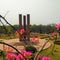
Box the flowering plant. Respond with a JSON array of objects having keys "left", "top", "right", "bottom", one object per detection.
[
  {"left": 6, "top": 49, "right": 32, "bottom": 60},
  {"left": 16, "top": 29, "right": 25, "bottom": 36},
  {"left": 51, "top": 23, "right": 60, "bottom": 40},
  {"left": 31, "top": 36, "right": 40, "bottom": 43},
  {"left": 50, "top": 24, "right": 60, "bottom": 54},
  {"left": 3, "top": 46, "right": 13, "bottom": 53},
  {"left": 51, "top": 32, "right": 58, "bottom": 40},
  {"left": 0, "top": 37, "right": 51, "bottom": 60},
  {"left": 55, "top": 23, "right": 60, "bottom": 35},
  {"left": 55, "top": 23, "right": 60, "bottom": 30},
  {"left": 5, "top": 49, "right": 51, "bottom": 60}
]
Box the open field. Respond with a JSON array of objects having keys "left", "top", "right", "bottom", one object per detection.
[
  {"left": 40, "top": 41, "right": 60, "bottom": 60},
  {"left": 0, "top": 34, "right": 60, "bottom": 60},
  {"left": 0, "top": 39, "right": 60, "bottom": 60}
]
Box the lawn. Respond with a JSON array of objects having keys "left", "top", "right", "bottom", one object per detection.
[{"left": 40, "top": 40, "right": 60, "bottom": 60}]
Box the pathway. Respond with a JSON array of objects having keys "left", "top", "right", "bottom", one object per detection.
[{"left": 0, "top": 38, "right": 51, "bottom": 52}]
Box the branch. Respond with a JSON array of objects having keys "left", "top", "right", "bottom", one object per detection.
[
  {"left": 0, "top": 42, "right": 26, "bottom": 59},
  {"left": 34, "top": 40, "right": 49, "bottom": 60}
]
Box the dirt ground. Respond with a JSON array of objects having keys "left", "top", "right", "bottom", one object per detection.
[{"left": 0, "top": 38, "right": 51, "bottom": 52}]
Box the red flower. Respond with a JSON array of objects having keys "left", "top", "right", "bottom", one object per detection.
[
  {"left": 55, "top": 23, "right": 60, "bottom": 30},
  {"left": 36, "top": 55, "right": 41, "bottom": 60},
  {"left": 6, "top": 53, "right": 17, "bottom": 60},
  {"left": 3, "top": 47, "right": 13, "bottom": 53},
  {"left": 16, "top": 54, "right": 25, "bottom": 60},
  {"left": 24, "top": 51, "right": 32, "bottom": 59},
  {"left": 20, "top": 29, "right": 25, "bottom": 35},
  {"left": 15, "top": 30, "right": 19, "bottom": 36},
  {"left": 41, "top": 56, "right": 51, "bottom": 60},
  {"left": 31, "top": 37, "right": 39, "bottom": 43},
  {"left": 51, "top": 32, "right": 55, "bottom": 37},
  {"left": 16, "top": 29, "right": 25, "bottom": 36}
]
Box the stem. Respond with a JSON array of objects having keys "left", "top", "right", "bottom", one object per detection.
[
  {"left": 0, "top": 15, "right": 17, "bottom": 31},
  {"left": 0, "top": 42, "right": 26, "bottom": 59},
  {"left": 34, "top": 40, "right": 49, "bottom": 60},
  {"left": 51, "top": 43, "right": 55, "bottom": 55},
  {"left": 0, "top": 19, "right": 7, "bottom": 33}
]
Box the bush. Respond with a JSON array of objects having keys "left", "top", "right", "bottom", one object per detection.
[{"left": 25, "top": 46, "right": 37, "bottom": 53}]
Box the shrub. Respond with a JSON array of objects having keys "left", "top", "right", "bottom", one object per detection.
[{"left": 25, "top": 46, "right": 37, "bottom": 53}]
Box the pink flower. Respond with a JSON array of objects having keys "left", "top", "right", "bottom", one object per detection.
[
  {"left": 3, "top": 47, "right": 13, "bottom": 53},
  {"left": 36, "top": 55, "right": 41, "bottom": 60},
  {"left": 19, "top": 49, "right": 26, "bottom": 55},
  {"left": 41, "top": 57, "right": 51, "bottom": 60},
  {"left": 51, "top": 32, "right": 55, "bottom": 37},
  {"left": 8, "top": 47, "right": 14, "bottom": 52},
  {"left": 16, "top": 54, "right": 25, "bottom": 60},
  {"left": 24, "top": 51, "right": 32, "bottom": 59},
  {"left": 31, "top": 37, "right": 39, "bottom": 43},
  {"left": 20, "top": 29, "right": 25, "bottom": 35},
  {"left": 51, "top": 32, "right": 58, "bottom": 37},
  {"left": 18, "top": 49, "right": 32, "bottom": 59},
  {"left": 6, "top": 53, "right": 17, "bottom": 60},
  {"left": 16, "top": 30, "right": 19, "bottom": 36},
  {"left": 16, "top": 29, "right": 25, "bottom": 36},
  {"left": 55, "top": 23, "right": 60, "bottom": 30},
  {"left": 34, "top": 38, "right": 39, "bottom": 43},
  {"left": 32, "top": 37, "right": 36, "bottom": 41}
]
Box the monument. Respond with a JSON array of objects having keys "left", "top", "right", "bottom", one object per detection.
[{"left": 19, "top": 14, "right": 30, "bottom": 42}]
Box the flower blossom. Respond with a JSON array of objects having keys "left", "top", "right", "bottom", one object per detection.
[
  {"left": 20, "top": 29, "right": 25, "bottom": 35},
  {"left": 3, "top": 47, "right": 13, "bottom": 53},
  {"left": 55, "top": 23, "right": 60, "bottom": 30},
  {"left": 24, "top": 51, "right": 32, "bottom": 59},
  {"left": 36, "top": 55, "right": 41, "bottom": 60},
  {"left": 16, "top": 30, "right": 19, "bottom": 36},
  {"left": 6, "top": 53, "right": 17, "bottom": 60},
  {"left": 31, "top": 37, "right": 39, "bottom": 43},
  {"left": 17, "top": 49, "right": 32, "bottom": 59},
  {"left": 19, "top": 49, "right": 26, "bottom": 55},
  {"left": 16, "top": 29, "right": 25, "bottom": 36},
  {"left": 41, "top": 57, "right": 51, "bottom": 60},
  {"left": 51, "top": 32, "right": 55, "bottom": 37},
  {"left": 16, "top": 54, "right": 25, "bottom": 60}
]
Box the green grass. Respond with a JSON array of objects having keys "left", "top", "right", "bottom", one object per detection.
[
  {"left": 40, "top": 41, "right": 60, "bottom": 60},
  {"left": 0, "top": 34, "right": 18, "bottom": 40}
]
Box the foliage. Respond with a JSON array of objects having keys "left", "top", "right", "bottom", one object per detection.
[
  {"left": 0, "top": 24, "right": 57, "bottom": 35},
  {"left": 0, "top": 25, "right": 19, "bottom": 35},
  {"left": 55, "top": 23, "right": 60, "bottom": 34},
  {"left": 30, "top": 24, "right": 56, "bottom": 34},
  {"left": 40, "top": 40, "right": 60, "bottom": 60},
  {"left": 25, "top": 46, "right": 37, "bottom": 53},
  {"left": 0, "top": 34, "right": 18, "bottom": 40},
  {"left": 0, "top": 50, "right": 6, "bottom": 60}
]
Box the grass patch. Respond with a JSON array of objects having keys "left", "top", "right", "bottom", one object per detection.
[
  {"left": 40, "top": 40, "right": 60, "bottom": 60},
  {"left": 0, "top": 34, "right": 18, "bottom": 40}
]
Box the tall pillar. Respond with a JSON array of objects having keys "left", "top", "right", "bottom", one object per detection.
[
  {"left": 23, "top": 15, "right": 26, "bottom": 31},
  {"left": 23, "top": 15, "right": 26, "bottom": 41},
  {"left": 19, "top": 14, "right": 22, "bottom": 41},
  {"left": 27, "top": 14, "right": 30, "bottom": 41},
  {"left": 19, "top": 14, "right": 30, "bottom": 41}
]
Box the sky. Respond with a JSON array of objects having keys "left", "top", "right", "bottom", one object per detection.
[{"left": 0, "top": 0, "right": 60, "bottom": 25}]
